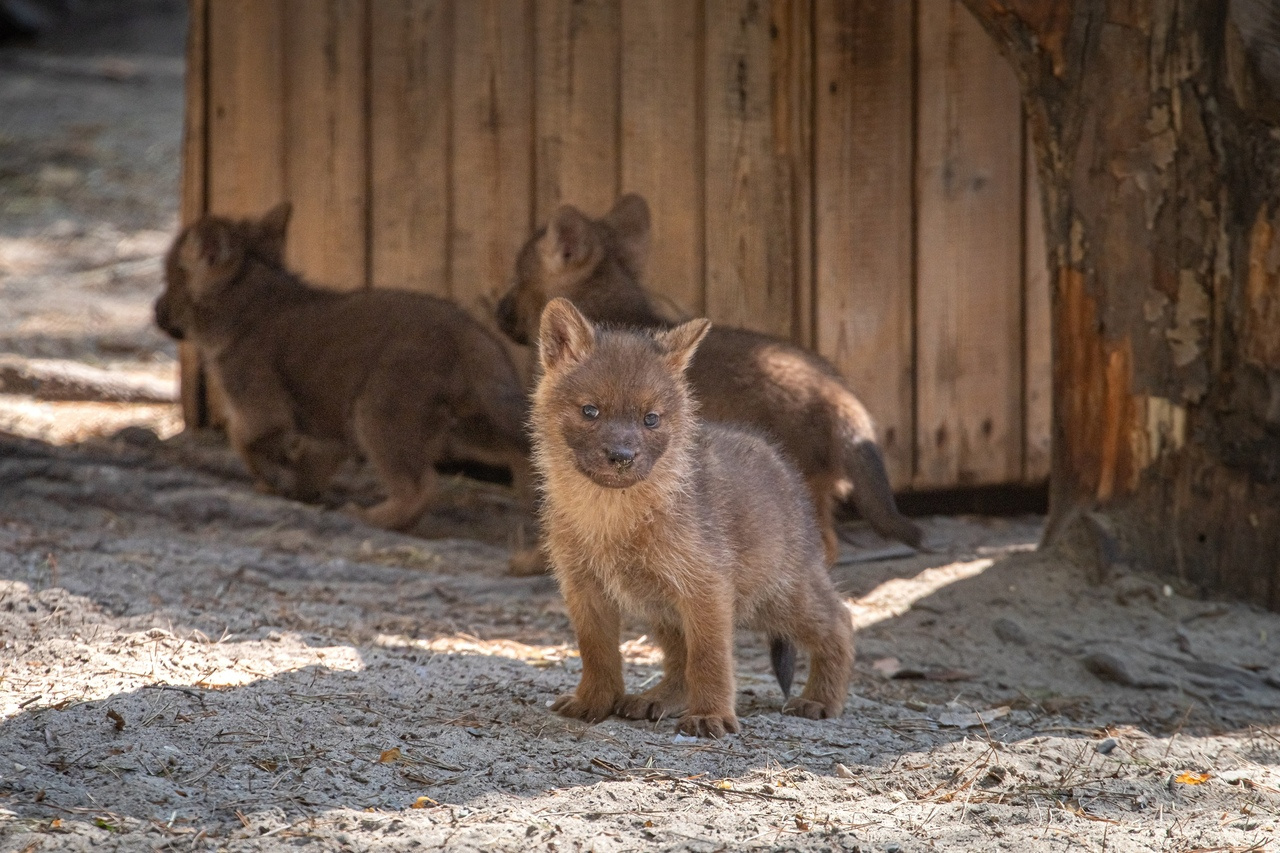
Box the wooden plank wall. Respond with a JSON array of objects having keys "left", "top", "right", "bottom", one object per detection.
[{"left": 184, "top": 0, "right": 1050, "bottom": 492}]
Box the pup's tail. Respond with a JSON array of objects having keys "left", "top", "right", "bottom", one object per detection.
[
  {"left": 769, "top": 636, "right": 796, "bottom": 699},
  {"left": 834, "top": 390, "right": 923, "bottom": 549}
]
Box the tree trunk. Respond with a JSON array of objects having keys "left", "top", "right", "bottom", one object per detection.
[{"left": 961, "top": 0, "right": 1280, "bottom": 607}]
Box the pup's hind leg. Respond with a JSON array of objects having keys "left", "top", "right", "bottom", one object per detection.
[
  {"left": 615, "top": 621, "right": 689, "bottom": 722},
  {"left": 782, "top": 592, "right": 853, "bottom": 720},
  {"left": 350, "top": 401, "right": 442, "bottom": 531},
  {"left": 804, "top": 474, "right": 841, "bottom": 566}
]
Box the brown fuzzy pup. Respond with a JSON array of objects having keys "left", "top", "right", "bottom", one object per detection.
[
  {"left": 155, "top": 204, "right": 531, "bottom": 532},
  {"left": 496, "top": 194, "right": 922, "bottom": 564},
  {"left": 533, "top": 297, "right": 854, "bottom": 738}
]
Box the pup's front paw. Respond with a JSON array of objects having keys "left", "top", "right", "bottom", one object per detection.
[
  {"left": 615, "top": 692, "right": 678, "bottom": 722},
  {"left": 676, "top": 711, "right": 740, "bottom": 739},
  {"left": 782, "top": 697, "right": 838, "bottom": 720},
  {"left": 550, "top": 693, "right": 614, "bottom": 724}
]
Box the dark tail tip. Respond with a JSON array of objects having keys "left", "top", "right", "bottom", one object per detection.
[
  {"left": 846, "top": 440, "right": 923, "bottom": 548},
  {"left": 769, "top": 637, "right": 796, "bottom": 699}
]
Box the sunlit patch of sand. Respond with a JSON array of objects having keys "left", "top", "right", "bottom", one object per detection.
[{"left": 0, "top": 394, "right": 182, "bottom": 444}]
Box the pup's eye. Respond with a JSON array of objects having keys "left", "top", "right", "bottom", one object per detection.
[
  {"left": 582, "top": 404, "right": 599, "bottom": 420},
  {"left": 643, "top": 412, "right": 660, "bottom": 429}
]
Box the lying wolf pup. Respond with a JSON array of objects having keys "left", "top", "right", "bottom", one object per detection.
[
  {"left": 497, "top": 194, "right": 921, "bottom": 564},
  {"left": 533, "top": 297, "right": 854, "bottom": 738},
  {"left": 155, "top": 204, "right": 530, "bottom": 532}
]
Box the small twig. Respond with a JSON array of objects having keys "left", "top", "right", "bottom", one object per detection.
[{"left": 587, "top": 757, "right": 796, "bottom": 802}]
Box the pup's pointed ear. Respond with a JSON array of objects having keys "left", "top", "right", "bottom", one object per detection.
[
  {"left": 605, "top": 193, "right": 651, "bottom": 278},
  {"left": 543, "top": 205, "right": 595, "bottom": 272},
  {"left": 255, "top": 202, "right": 292, "bottom": 262},
  {"left": 177, "top": 219, "right": 237, "bottom": 295},
  {"left": 539, "top": 297, "right": 596, "bottom": 372},
  {"left": 655, "top": 317, "right": 710, "bottom": 374}
]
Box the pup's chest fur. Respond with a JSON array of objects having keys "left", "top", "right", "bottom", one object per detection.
[{"left": 542, "top": 464, "right": 717, "bottom": 621}]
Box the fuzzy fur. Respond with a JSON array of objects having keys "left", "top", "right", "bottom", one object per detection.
[
  {"left": 155, "top": 204, "right": 532, "bottom": 533},
  {"left": 533, "top": 298, "right": 854, "bottom": 738},
  {"left": 496, "top": 194, "right": 922, "bottom": 563}
]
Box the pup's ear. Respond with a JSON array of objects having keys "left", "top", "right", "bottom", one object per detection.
[
  {"left": 539, "top": 297, "right": 596, "bottom": 372},
  {"left": 177, "top": 219, "right": 237, "bottom": 295},
  {"left": 655, "top": 317, "right": 710, "bottom": 374},
  {"left": 605, "top": 193, "right": 650, "bottom": 278},
  {"left": 255, "top": 202, "right": 292, "bottom": 263},
  {"left": 542, "top": 205, "right": 596, "bottom": 272}
]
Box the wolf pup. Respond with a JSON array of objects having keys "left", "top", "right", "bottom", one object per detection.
[
  {"left": 496, "top": 194, "right": 922, "bottom": 564},
  {"left": 533, "top": 298, "right": 854, "bottom": 738},
  {"left": 155, "top": 203, "right": 531, "bottom": 532}
]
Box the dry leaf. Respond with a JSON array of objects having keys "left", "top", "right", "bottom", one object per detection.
[
  {"left": 872, "top": 657, "right": 901, "bottom": 678},
  {"left": 935, "top": 706, "right": 1011, "bottom": 729},
  {"left": 1175, "top": 771, "right": 1210, "bottom": 785},
  {"left": 379, "top": 747, "right": 402, "bottom": 764}
]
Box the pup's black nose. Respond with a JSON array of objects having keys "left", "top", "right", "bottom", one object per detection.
[{"left": 605, "top": 447, "right": 635, "bottom": 469}]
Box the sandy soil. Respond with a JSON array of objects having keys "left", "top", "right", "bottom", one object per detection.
[{"left": 2, "top": 3, "right": 1279, "bottom": 852}]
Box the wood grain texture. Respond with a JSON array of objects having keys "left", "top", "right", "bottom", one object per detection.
[
  {"left": 369, "top": 0, "right": 451, "bottom": 294},
  {"left": 534, "top": 0, "right": 621, "bottom": 222},
  {"left": 703, "top": 0, "right": 793, "bottom": 338},
  {"left": 206, "top": 0, "right": 285, "bottom": 217},
  {"left": 619, "top": 0, "right": 703, "bottom": 317},
  {"left": 772, "top": 0, "right": 814, "bottom": 347},
  {"left": 282, "top": 0, "right": 368, "bottom": 291},
  {"left": 814, "top": 0, "right": 915, "bottom": 487},
  {"left": 1023, "top": 132, "right": 1051, "bottom": 482},
  {"left": 451, "top": 0, "right": 535, "bottom": 316},
  {"left": 914, "top": 0, "right": 1024, "bottom": 488}
]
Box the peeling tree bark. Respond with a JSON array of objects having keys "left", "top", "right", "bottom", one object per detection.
[{"left": 961, "top": 0, "right": 1280, "bottom": 607}]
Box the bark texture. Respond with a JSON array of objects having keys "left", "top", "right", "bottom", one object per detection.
[{"left": 962, "top": 0, "right": 1280, "bottom": 607}]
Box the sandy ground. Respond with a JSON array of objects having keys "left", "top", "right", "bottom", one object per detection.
[{"left": 2, "top": 3, "right": 1280, "bottom": 852}]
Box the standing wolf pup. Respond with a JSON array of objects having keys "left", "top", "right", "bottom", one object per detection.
[
  {"left": 496, "top": 194, "right": 921, "bottom": 565},
  {"left": 155, "top": 204, "right": 531, "bottom": 532},
  {"left": 534, "top": 298, "right": 853, "bottom": 738}
]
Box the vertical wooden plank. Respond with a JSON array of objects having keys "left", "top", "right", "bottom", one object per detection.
[
  {"left": 915, "top": 0, "right": 1024, "bottom": 488},
  {"left": 369, "top": 0, "right": 451, "bottom": 295},
  {"left": 204, "top": 0, "right": 286, "bottom": 429},
  {"left": 178, "top": 0, "right": 208, "bottom": 427},
  {"left": 619, "top": 0, "right": 703, "bottom": 316},
  {"left": 704, "top": 0, "right": 792, "bottom": 339},
  {"left": 206, "top": 0, "right": 285, "bottom": 216},
  {"left": 813, "top": 0, "right": 915, "bottom": 487},
  {"left": 772, "top": 0, "right": 814, "bottom": 346},
  {"left": 282, "top": 0, "right": 368, "bottom": 291},
  {"left": 1024, "top": 132, "right": 1052, "bottom": 481},
  {"left": 534, "top": 0, "right": 621, "bottom": 223},
  {"left": 451, "top": 0, "right": 535, "bottom": 315}
]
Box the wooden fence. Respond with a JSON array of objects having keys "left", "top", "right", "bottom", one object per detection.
[{"left": 182, "top": 0, "right": 1050, "bottom": 492}]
